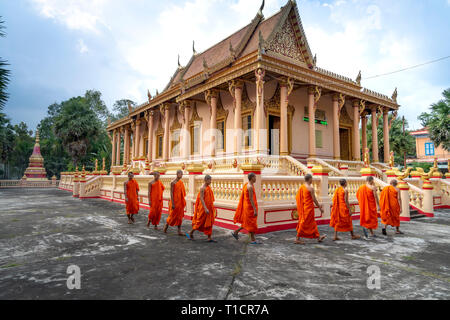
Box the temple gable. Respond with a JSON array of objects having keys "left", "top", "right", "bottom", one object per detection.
[{"left": 266, "top": 17, "right": 305, "bottom": 63}]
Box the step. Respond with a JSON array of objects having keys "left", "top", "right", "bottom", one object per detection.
[{"left": 409, "top": 209, "right": 426, "bottom": 220}]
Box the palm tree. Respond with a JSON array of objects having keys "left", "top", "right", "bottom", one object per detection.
[
  {"left": 418, "top": 88, "right": 450, "bottom": 151},
  {"left": 0, "top": 17, "right": 11, "bottom": 110}
]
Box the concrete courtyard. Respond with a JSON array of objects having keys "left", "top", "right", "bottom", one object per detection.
[{"left": 0, "top": 188, "right": 449, "bottom": 300}]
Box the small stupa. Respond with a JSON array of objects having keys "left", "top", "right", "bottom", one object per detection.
[{"left": 23, "top": 130, "right": 49, "bottom": 181}]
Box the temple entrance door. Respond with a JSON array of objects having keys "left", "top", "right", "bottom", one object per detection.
[
  {"left": 339, "top": 127, "right": 351, "bottom": 160},
  {"left": 268, "top": 115, "right": 280, "bottom": 155}
]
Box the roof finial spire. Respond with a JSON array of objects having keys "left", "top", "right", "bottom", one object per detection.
[
  {"left": 258, "top": 0, "right": 265, "bottom": 17},
  {"left": 192, "top": 40, "right": 197, "bottom": 55},
  {"left": 35, "top": 130, "right": 40, "bottom": 144},
  {"left": 178, "top": 54, "right": 182, "bottom": 68},
  {"left": 356, "top": 70, "right": 362, "bottom": 86}
]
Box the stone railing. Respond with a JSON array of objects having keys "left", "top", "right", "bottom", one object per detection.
[
  {"left": 441, "top": 180, "right": 450, "bottom": 206},
  {"left": 308, "top": 158, "right": 342, "bottom": 177},
  {"left": 208, "top": 175, "right": 243, "bottom": 202},
  {"left": 408, "top": 183, "right": 434, "bottom": 216},
  {"left": 320, "top": 159, "right": 363, "bottom": 176},
  {"left": 261, "top": 176, "right": 307, "bottom": 202},
  {"left": 283, "top": 155, "right": 311, "bottom": 176},
  {"left": 328, "top": 177, "right": 366, "bottom": 199},
  {"left": 0, "top": 180, "right": 59, "bottom": 188}
]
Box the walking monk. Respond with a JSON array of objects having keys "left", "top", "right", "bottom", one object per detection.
[
  {"left": 124, "top": 172, "right": 140, "bottom": 224},
  {"left": 147, "top": 172, "right": 165, "bottom": 230},
  {"left": 187, "top": 175, "right": 217, "bottom": 242},
  {"left": 330, "top": 179, "right": 360, "bottom": 241},
  {"left": 295, "top": 174, "right": 326, "bottom": 244},
  {"left": 163, "top": 170, "right": 186, "bottom": 236},
  {"left": 380, "top": 179, "right": 403, "bottom": 235},
  {"left": 356, "top": 176, "right": 380, "bottom": 238},
  {"left": 231, "top": 173, "right": 260, "bottom": 244}
]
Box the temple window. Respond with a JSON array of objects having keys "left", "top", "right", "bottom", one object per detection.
[
  {"left": 242, "top": 114, "right": 253, "bottom": 148},
  {"left": 425, "top": 142, "right": 435, "bottom": 156},
  {"left": 156, "top": 134, "right": 163, "bottom": 159},
  {"left": 316, "top": 130, "right": 323, "bottom": 148},
  {"left": 190, "top": 124, "right": 201, "bottom": 155},
  {"left": 171, "top": 129, "right": 180, "bottom": 157},
  {"left": 216, "top": 120, "right": 225, "bottom": 152}
]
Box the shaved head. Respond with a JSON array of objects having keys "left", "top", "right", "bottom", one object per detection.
[
  {"left": 366, "top": 176, "right": 374, "bottom": 183},
  {"left": 391, "top": 179, "right": 398, "bottom": 186},
  {"left": 204, "top": 174, "right": 212, "bottom": 182},
  {"left": 248, "top": 172, "right": 256, "bottom": 180},
  {"left": 339, "top": 179, "right": 347, "bottom": 187},
  {"left": 305, "top": 174, "right": 313, "bottom": 183}
]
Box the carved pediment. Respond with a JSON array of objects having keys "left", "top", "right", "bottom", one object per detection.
[
  {"left": 266, "top": 17, "right": 305, "bottom": 63},
  {"left": 340, "top": 105, "right": 353, "bottom": 126}
]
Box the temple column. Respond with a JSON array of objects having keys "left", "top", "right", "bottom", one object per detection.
[
  {"left": 115, "top": 130, "right": 121, "bottom": 165},
  {"left": 361, "top": 114, "right": 367, "bottom": 154},
  {"left": 206, "top": 90, "right": 218, "bottom": 157},
  {"left": 255, "top": 69, "right": 267, "bottom": 154},
  {"left": 383, "top": 107, "right": 390, "bottom": 163},
  {"left": 131, "top": 122, "right": 136, "bottom": 161},
  {"left": 135, "top": 119, "right": 141, "bottom": 160},
  {"left": 181, "top": 101, "right": 191, "bottom": 160},
  {"left": 139, "top": 124, "right": 145, "bottom": 158},
  {"left": 279, "top": 77, "right": 293, "bottom": 156},
  {"left": 352, "top": 100, "right": 361, "bottom": 161},
  {"left": 111, "top": 129, "right": 116, "bottom": 166},
  {"left": 230, "top": 80, "right": 243, "bottom": 155},
  {"left": 124, "top": 125, "right": 130, "bottom": 165},
  {"left": 371, "top": 107, "right": 379, "bottom": 162},
  {"left": 308, "top": 86, "right": 321, "bottom": 158},
  {"left": 147, "top": 111, "right": 154, "bottom": 162},
  {"left": 332, "top": 94, "right": 340, "bottom": 159},
  {"left": 162, "top": 104, "right": 170, "bottom": 161}
]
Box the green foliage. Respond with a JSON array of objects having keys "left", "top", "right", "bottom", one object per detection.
[
  {"left": 0, "top": 17, "right": 11, "bottom": 110},
  {"left": 111, "top": 99, "right": 136, "bottom": 122},
  {"left": 408, "top": 162, "right": 433, "bottom": 172},
  {"left": 364, "top": 115, "right": 416, "bottom": 166},
  {"left": 418, "top": 88, "right": 450, "bottom": 151}
]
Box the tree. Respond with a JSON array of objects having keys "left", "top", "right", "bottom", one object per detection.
[
  {"left": 418, "top": 88, "right": 450, "bottom": 151},
  {"left": 54, "top": 97, "right": 101, "bottom": 166},
  {"left": 0, "top": 17, "right": 11, "bottom": 110},
  {"left": 365, "top": 115, "right": 416, "bottom": 166},
  {"left": 111, "top": 99, "right": 136, "bottom": 122},
  {"left": 85, "top": 90, "right": 111, "bottom": 123},
  {"left": 9, "top": 122, "right": 34, "bottom": 178}
]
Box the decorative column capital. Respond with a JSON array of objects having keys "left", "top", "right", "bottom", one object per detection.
[
  {"left": 228, "top": 79, "right": 244, "bottom": 100},
  {"left": 204, "top": 89, "right": 219, "bottom": 106}
]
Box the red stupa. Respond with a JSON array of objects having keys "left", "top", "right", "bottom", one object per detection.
[{"left": 23, "top": 130, "right": 48, "bottom": 181}]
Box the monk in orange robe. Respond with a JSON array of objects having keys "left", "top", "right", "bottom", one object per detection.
[
  {"left": 231, "top": 172, "right": 259, "bottom": 244},
  {"left": 188, "top": 175, "right": 217, "bottom": 242},
  {"left": 330, "top": 179, "right": 360, "bottom": 241},
  {"left": 356, "top": 176, "right": 380, "bottom": 238},
  {"left": 124, "top": 172, "right": 140, "bottom": 224},
  {"left": 163, "top": 170, "right": 186, "bottom": 236},
  {"left": 147, "top": 172, "right": 165, "bottom": 230},
  {"left": 380, "top": 179, "right": 403, "bottom": 235},
  {"left": 295, "top": 174, "right": 326, "bottom": 244}
]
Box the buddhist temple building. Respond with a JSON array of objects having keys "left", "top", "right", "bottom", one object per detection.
[
  {"left": 106, "top": 0, "right": 399, "bottom": 166},
  {"left": 23, "top": 130, "right": 49, "bottom": 181},
  {"left": 59, "top": 0, "right": 449, "bottom": 233}
]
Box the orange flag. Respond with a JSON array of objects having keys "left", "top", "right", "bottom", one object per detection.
[
  {"left": 148, "top": 180, "right": 165, "bottom": 226},
  {"left": 234, "top": 183, "right": 258, "bottom": 233},
  {"left": 380, "top": 185, "right": 401, "bottom": 227},
  {"left": 126, "top": 179, "right": 140, "bottom": 215},
  {"left": 356, "top": 185, "right": 378, "bottom": 229},
  {"left": 330, "top": 187, "right": 353, "bottom": 232},
  {"left": 296, "top": 184, "right": 320, "bottom": 239},
  {"left": 167, "top": 180, "right": 186, "bottom": 226},
  {"left": 192, "top": 186, "right": 216, "bottom": 236}
]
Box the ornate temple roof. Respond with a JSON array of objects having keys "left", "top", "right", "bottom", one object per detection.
[{"left": 108, "top": 0, "right": 398, "bottom": 130}]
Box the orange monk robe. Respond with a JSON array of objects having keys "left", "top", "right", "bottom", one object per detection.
[
  {"left": 296, "top": 184, "right": 320, "bottom": 239},
  {"left": 167, "top": 180, "right": 186, "bottom": 226},
  {"left": 330, "top": 187, "right": 353, "bottom": 232},
  {"left": 148, "top": 180, "right": 165, "bottom": 226},
  {"left": 192, "top": 186, "right": 216, "bottom": 236},
  {"left": 356, "top": 185, "right": 378, "bottom": 229},
  {"left": 380, "top": 185, "right": 401, "bottom": 227},
  {"left": 234, "top": 183, "right": 258, "bottom": 233},
  {"left": 125, "top": 179, "right": 140, "bottom": 215}
]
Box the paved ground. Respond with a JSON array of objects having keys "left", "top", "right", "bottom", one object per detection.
[{"left": 0, "top": 188, "right": 449, "bottom": 300}]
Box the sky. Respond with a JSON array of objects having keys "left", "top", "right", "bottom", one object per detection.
[{"left": 1, "top": 0, "right": 449, "bottom": 131}]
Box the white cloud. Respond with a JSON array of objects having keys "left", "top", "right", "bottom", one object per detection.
[
  {"left": 30, "top": 0, "right": 108, "bottom": 33},
  {"left": 77, "top": 39, "right": 88, "bottom": 54}
]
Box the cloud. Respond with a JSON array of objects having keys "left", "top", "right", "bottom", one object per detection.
[
  {"left": 77, "top": 39, "right": 88, "bottom": 54},
  {"left": 30, "top": 0, "right": 108, "bottom": 33}
]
